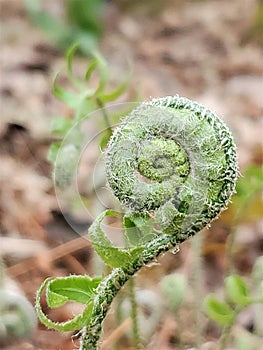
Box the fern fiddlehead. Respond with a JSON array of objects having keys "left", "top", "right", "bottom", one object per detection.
[
  {"left": 80, "top": 96, "right": 238, "bottom": 349},
  {"left": 106, "top": 96, "right": 237, "bottom": 237}
]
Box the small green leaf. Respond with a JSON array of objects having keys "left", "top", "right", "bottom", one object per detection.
[
  {"left": 51, "top": 117, "right": 73, "bottom": 135},
  {"left": 100, "top": 77, "right": 130, "bottom": 103},
  {"left": 203, "top": 294, "right": 235, "bottom": 326},
  {"left": 225, "top": 275, "right": 251, "bottom": 306},
  {"left": 65, "top": 43, "right": 87, "bottom": 89},
  {"left": 35, "top": 277, "right": 98, "bottom": 331},
  {"left": 89, "top": 210, "right": 144, "bottom": 268},
  {"left": 85, "top": 57, "right": 99, "bottom": 80},
  {"left": 66, "top": 43, "right": 79, "bottom": 78},
  {"left": 92, "top": 52, "right": 109, "bottom": 96},
  {"left": 46, "top": 275, "right": 102, "bottom": 308}
]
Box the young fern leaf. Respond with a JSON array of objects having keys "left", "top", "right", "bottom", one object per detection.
[
  {"left": 35, "top": 276, "right": 102, "bottom": 332},
  {"left": 89, "top": 210, "right": 144, "bottom": 268},
  {"left": 106, "top": 96, "right": 238, "bottom": 237},
  {"left": 37, "top": 95, "right": 238, "bottom": 349},
  {"left": 79, "top": 96, "right": 238, "bottom": 349}
]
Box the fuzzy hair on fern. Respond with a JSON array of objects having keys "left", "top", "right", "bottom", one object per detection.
[{"left": 36, "top": 96, "right": 238, "bottom": 350}]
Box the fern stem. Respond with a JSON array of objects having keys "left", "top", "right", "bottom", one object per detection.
[{"left": 79, "top": 234, "right": 182, "bottom": 350}]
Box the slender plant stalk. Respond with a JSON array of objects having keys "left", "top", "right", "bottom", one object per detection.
[{"left": 129, "top": 277, "right": 141, "bottom": 350}]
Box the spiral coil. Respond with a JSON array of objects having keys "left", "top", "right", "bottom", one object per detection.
[{"left": 106, "top": 96, "right": 238, "bottom": 238}]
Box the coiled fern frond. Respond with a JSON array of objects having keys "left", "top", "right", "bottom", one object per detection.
[
  {"left": 36, "top": 96, "right": 238, "bottom": 350},
  {"left": 106, "top": 96, "right": 238, "bottom": 237}
]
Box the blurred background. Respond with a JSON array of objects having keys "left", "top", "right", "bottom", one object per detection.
[{"left": 0, "top": 0, "right": 262, "bottom": 349}]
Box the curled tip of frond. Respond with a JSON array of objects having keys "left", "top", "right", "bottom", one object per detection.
[{"left": 105, "top": 95, "right": 238, "bottom": 237}]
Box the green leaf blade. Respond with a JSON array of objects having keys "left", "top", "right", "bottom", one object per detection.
[
  {"left": 46, "top": 275, "right": 102, "bottom": 308},
  {"left": 89, "top": 210, "right": 144, "bottom": 268},
  {"left": 203, "top": 294, "right": 235, "bottom": 326},
  {"left": 66, "top": 43, "right": 79, "bottom": 78},
  {"left": 36, "top": 278, "right": 97, "bottom": 332},
  {"left": 225, "top": 275, "right": 251, "bottom": 306},
  {"left": 92, "top": 52, "right": 109, "bottom": 96},
  {"left": 53, "top": 75, "right": 90, "bottom": 109},
  {"left": 100, "top": 78, "right": 130, "bottom": 103}
]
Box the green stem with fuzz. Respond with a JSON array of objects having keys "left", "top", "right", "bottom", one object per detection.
[{"left": 80, "top": 234, "right": 181, "bottom": 349}]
